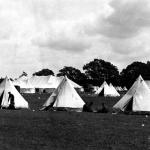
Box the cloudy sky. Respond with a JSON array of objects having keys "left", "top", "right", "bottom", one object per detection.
[{"left": 0, "top": 0, "right": 150, "bottom": 78}]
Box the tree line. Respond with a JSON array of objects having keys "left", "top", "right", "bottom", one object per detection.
[
  {"left": 7, "top": 59, "right": 150, "bottom": 92},
  {"left": 31, "top": 59, "right": 150, "bottom": 91}
]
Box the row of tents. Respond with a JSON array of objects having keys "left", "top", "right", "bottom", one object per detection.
[
  {"left": 93, "top": 75, "right": 150, "bottom": 112},
  {"left": 13, "top": 75, "right": 83, "bottom": 93},
  {"left": 93, "top": 83, "right": 127, "bottom": 96},
  {"left": 0, "top": 76, "right": 85, "bottom": 110},
  {"left": 94, "top": 81, "right": 121, "bottom": 97},
  {"left": 14, "top": 75, "right": 127, "bottom": 95},
  {"left": 1, "top": 74, "right": 150, "bottom": 113},
  {"left": 43, "top": 75, "right": 150, "bottom": 112},
  {"left": 93, "top": 85, "right": 128, "bottom": 93}
]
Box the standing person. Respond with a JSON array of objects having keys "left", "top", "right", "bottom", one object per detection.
[{"left": 8, "top": 92, "right": 15, "bottom": 109}]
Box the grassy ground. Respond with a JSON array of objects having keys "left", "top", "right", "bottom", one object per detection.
[{"left": 0, "top": 93, "right": 149, "bottom": 150}]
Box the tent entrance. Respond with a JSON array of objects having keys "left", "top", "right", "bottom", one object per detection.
[
  {"left": 0, "top": 91, "right": 4, "bottom": 106},
  {"left": 98, "top": 88, "right": 104, "bottom": 96},
  {"left": 124, "top": 97, "right": 133, "bottom": 111}
]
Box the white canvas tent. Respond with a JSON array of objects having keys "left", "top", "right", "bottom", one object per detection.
[
  {"left": 115, "top": 86, "right": 123, "bottom": 91},
  {"left": 13, "top": 79, "right": 35, "bottom": 93},
  {"left": 29, "top": 75, "right": 82, "bottom": 93},
  {"left": 145, "top": 81, "right": 150, "bottom": 89},
  {"left": 29, "top": 75, "right": 52, "bottom": 89},
  {"left": 95, "top": 81, "right": 119, "bottom": 97},
  {"left": 28, "top": 75, "right": 56, "bottom": 93},
  {"left": 119, "top": 86, "right": 123, "bottom": 91},
  {"left": 41, "top": 76, "right": 85, "bottom": 111},
  {"left": 113, "top": 75, "right": 150, "bottom": 112},
  {"left": 109, "top": 83, "right": 120, "bottom": 96},
  {"left": 19, "top": 80, "right": 35, "bottom": 93},
  {"left": 0, "top": 77, "right": 29, "bottom": 109},
  {"left": 14, "top": 75, "right": 28, "bottom": 82},
  {"left": 47, "top": 76, "right": 82, "bottom": 89},
  {"left": 123, "top": 86, "right": 127, "bottom": 91}
]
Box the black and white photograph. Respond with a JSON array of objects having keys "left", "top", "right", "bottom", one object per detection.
[{"left": 0, "top": 0, "right": 149, "bottom": 149}]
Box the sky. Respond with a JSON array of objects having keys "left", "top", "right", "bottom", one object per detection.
[{"left": 0, "top": 0, "right": 150, "bottom": 78}]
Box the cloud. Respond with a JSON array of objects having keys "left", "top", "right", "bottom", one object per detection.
[
  {"left": 87, "top": 0, "right": 150, "bottom": 39},
  {"left": 84, "top": 0, "right": 150, "bottom": 68},
  {"left": 102, "top": 30, "right": 150, "bottom": 71},
  {"left": 0, "top": 0, "right": 110, "bottom": 77},
  {"left": 105, "top": 0, "right": 150, "bottom": 38},
  {"left": 41, "top": 36, "right": 91, "bottom": 52},
  {"left": 33, "top": 23, "right": 91, "bottom": 52},
  {"left": 103, "top": 0, "right": 150, "bottom": 57},
  {"left": 0, "top": 44, "right": 42, "bottom": 78},
  {"left": 0, "top": 0, "right": 150, "bottom": 77},
  {"left": 0, "top": 0, "right": 42, "bottom": 77}
]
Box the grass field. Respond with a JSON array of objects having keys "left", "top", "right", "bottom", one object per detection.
[{"left": 0, "top": 93, "right": 150, "bottom": 150}]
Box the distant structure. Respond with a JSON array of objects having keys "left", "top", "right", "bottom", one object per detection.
[
  {"left": 13, "top": 75, "right": 83, "bottom": 94},
  {"left": 95, "top": 81, "right": 120, "bottom": 97}
]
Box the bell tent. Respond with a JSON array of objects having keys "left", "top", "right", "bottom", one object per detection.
[
  {"left": 109, "top": 83, "right": 120, "bottom": 97},
  {"left": 29, "top": 75, "right": 82, "bottom": 93},
  {"left": 0, "top": 77, "right": 29, "bottom": 109},
  {"left": 13, "top": 79, "right": 35, "bottom": 93},
  {"left": 113, "top": 75, "right": 150, "bottom": 112},
  {"left": 41, "top": 76, "right": 85, "bottom": 111},
  {"left": 95, "top": 81, "right": 119, "bottom": 97}
]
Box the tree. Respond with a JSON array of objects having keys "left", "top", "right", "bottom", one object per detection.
[
  {"left": 146, "top": 61, "right": 150, "bottom": 79},
  {"left": 120, "top": 61, "right": 150, "bottom": 88},
  {"left": 33, "top": 69, "right": 54, "bottom": 76},
  {"left": 19, "top": 71, "right": 28, "bottom": 78},
  {"left": 57, "top": 66, "right": 87, "bottom": 85},
  {"left": 83, "top": 59, "right": 120, "bottom": 86}
]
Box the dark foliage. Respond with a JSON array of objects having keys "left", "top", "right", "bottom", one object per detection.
[
  {"left": 83, "top": 59, "right": 120, "bottom": 86},
  {"left": 120, "top": 61, "right": 150, "bottom": 88},
  {"left": 19, "top": 71, "right": 28, "bottom": 78},
  {"left": 33, "top": 68, "right": 54, "bottom": 76},
  {"left": 57, "top": 66, "right": 87, "bottom": 86}
]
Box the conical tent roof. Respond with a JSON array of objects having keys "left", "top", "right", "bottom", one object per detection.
[
  {"left": 95, "top": 81, "right": 117, "bottom": 97},
  {"left": 19, "top": 80, "right": 34, "bottom": 89},
  {"left": 0, "top": 77, "right": 29, "bottom": 109},
  {"left": 109, "top": 83, "right": 120, "bottom": 96},
  {"left": 123, "top": 86, "right": 127, "bottom": 91},
  {"left": 29, "top": 75, "right": 52, "bottom": 88},
  {"left": 41, "top": 76, "right": 85, "bottom": 110},
  {"left": 119, "top": 86, "right": 123, "bottom": 91},
  {"left": 115, "top": 86, "right": 123, "bottom": 91},
  {"left": 13, "top": 79, "right": 34, "bottom": 89},
  {"left": 29, "top": 75, "right": 82, "bottom": 89},
  {"left": 48, "top": 76, "right": 82, "bottom": 89},
  {"left": 95, "top": 82, "right": 105, "bottom": 95},
  {"left": 16, "top": 75, "right": 28, "bottom": 82},
  {"left": 68, "top": 78, "right": 82, "bottom": 89},
  {"left": 113, "top": 75, "right": 150, "bottom": 112}
]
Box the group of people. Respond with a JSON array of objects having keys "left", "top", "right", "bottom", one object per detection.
[{"left": 83, "top": 102, "right": 108, "bottom": 113}]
